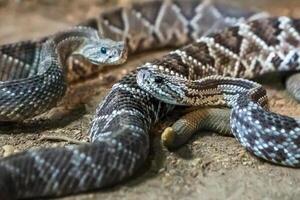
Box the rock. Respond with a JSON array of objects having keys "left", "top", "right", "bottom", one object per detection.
[{"left": 2, "top": 145, "right": 15, "bottom": 157}]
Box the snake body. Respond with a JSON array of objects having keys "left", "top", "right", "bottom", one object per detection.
[
  {"left": 0, "top": 27, "right": 126, "bottom": 121},
  {"left": 0, "top": 1, "right": 299, "bottom": 199},
  {"left": 137, "top": 16, "right": 300, "bottom": 165},
  {"left": 161, "top": 108, "right": 232, "bottom": 148}
]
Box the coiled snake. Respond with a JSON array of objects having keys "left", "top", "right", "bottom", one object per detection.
[{"left": 1, "top": 0, "right": 300, "bottom": 199}]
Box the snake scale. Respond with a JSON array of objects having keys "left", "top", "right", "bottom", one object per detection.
[{"left": 1, "top": 0, "right": 300, "bottom": 199}]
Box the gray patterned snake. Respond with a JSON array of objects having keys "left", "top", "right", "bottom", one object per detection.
[{"left": 0, "top": 1, "right": 300, "bottom": 199}]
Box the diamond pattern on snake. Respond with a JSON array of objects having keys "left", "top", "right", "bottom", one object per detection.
[{"left": 0, "top": 0, "right": 300, "bottom": 199}]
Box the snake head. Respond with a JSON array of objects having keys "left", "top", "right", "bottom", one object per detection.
[
  {"left": 137, "top": 67, "right": 187, "bottom": 105},
  {"left": 74, "top": 39, "right": 127, "bottom": 65}
]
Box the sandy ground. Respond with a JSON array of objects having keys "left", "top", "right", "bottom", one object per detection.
[{"left": 1, "top": 0, "right": 300, "bottom": 199}]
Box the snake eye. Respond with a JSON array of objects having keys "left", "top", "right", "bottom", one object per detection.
[
  {"left": 101, "top": 47, "right": 107, "bottom": 54},
  {"left": 154, "top": 76, "right": 163, "bottom": 84}
]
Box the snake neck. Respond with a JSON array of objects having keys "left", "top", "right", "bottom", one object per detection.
[
  {"left": 55, "top": 38, "right": 85, "bottom": 70},
  {"left": 41, "top": 27, "right": 100, "bottom": 74}
]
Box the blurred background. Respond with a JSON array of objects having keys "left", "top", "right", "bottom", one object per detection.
[{"left": 1, "top": 0, "right": 300, "bottom": 43}]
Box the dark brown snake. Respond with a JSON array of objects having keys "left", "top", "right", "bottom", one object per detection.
[{"left": 0, "top": 0, "right": 300, "bottom": 199}]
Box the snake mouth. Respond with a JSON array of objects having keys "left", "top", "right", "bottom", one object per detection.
[
  {"left": 103, "top": 48, "right": 128, "bottom": 65},
  {"left": 112, "top": 48, "right": 128, "bottom": 65}
]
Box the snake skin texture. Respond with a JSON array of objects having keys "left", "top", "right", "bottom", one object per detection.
[
  {"left": 0, "top": 0, "right": 296, "bottom": 199},
  {"left": 0, "top": 27, "right": 126, "bottom": 121},
  {"left": 137, "top": 17, "right": 300, "bottom": 166},
  {"left": 161, "top": 108, "right": 231, "bottom": 148},
  {"left": 0, "top": 40, "right": 66, "bottom": 121}
]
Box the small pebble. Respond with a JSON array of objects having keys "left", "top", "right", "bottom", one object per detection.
[
  {"left": 2, "top": 145, "right": 15, "bottom": 157},
  {"left": 191, "top": 171, "right": 198, "bottom": 178}
]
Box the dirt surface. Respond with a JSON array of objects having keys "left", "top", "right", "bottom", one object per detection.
[{"left": 1, "top": 0, "right": 300, "bottom": 199}]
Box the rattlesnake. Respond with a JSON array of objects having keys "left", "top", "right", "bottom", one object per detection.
[{"left": 0, "top": 0, "right": 300, "bottom": 199}]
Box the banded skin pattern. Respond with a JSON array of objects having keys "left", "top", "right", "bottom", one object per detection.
[
  {"left": 161, "top": 108, "right": 232, "bottom": 148},
  {"left": 136, "top": 17, "right": 300, "bottom": 166},
  {"left": 0, "top": 1, "right": 264, "bottom": 199},
  {"left": 0, "top": 40, "right": 66, "bottom": 121},
  {"left": 72, "top": 0, "right": 264, "bottom": 80},
  {"left": 0, "top": 27, "right": 126, "bottom": 121}
]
